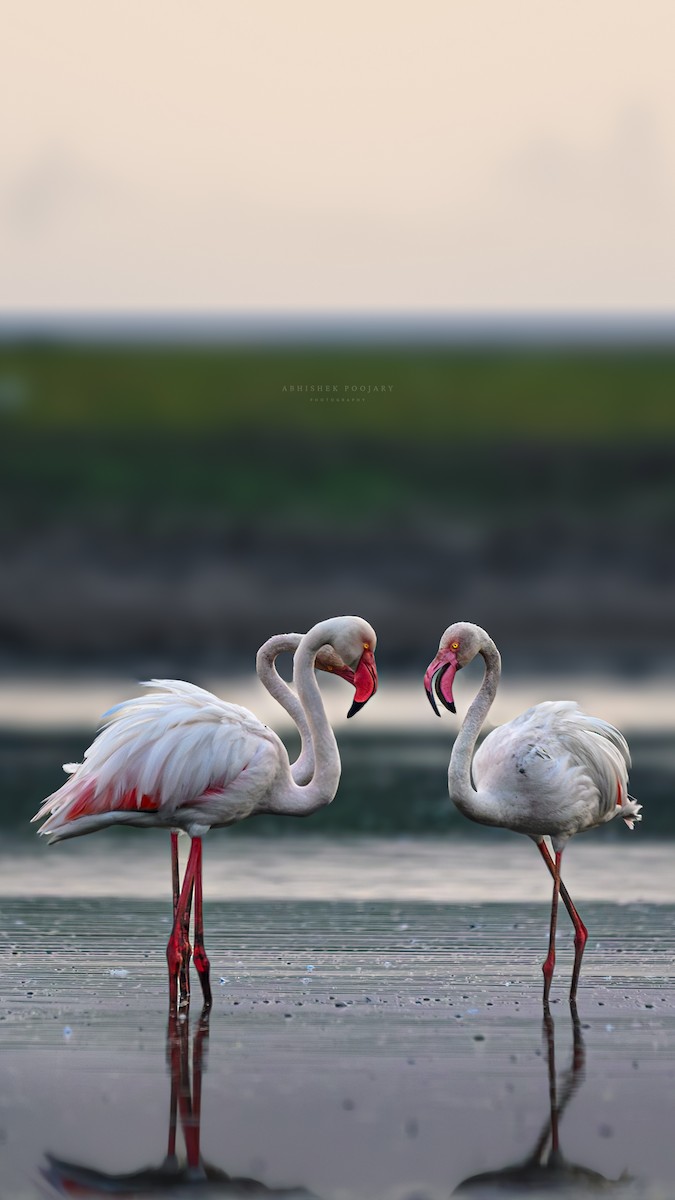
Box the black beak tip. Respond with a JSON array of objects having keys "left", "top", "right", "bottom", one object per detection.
[
  {"left": 432, "top": 662, "right": 457, "bottom": 715},
  {"left": 347, "top": 699, "right": 366, "bottom": 719},
  {"left": 425, "top": 685, "right": 441, "bottom": 717}
]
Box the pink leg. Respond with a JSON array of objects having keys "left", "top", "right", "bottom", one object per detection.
[
  {"left": 179, "top": 880, "right": 194, "bottom": 1007},
  {"left": 538, "top": 841, "right": 588, "bottom": 1002},
  {"left": 542, "top": 849, "right": 562, "bottom": 1009},
  {"left": 171, "top": 832, "right": 180, "bottom": 917},
  {"left": 192, "top": 839, "right": 212, "bottom": 1010},
  {"left": 170, "top": 831, "right": 193, "bottom": 1006},
  {"left": 167, "top": 839, "right": 200, "bottom": 1012}
]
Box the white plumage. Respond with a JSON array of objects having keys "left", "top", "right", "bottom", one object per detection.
[
  {"left": 33, "top": 616, "right": 378, "bottom": 1011},
  {"left": 425, "top": 621, "right": 641, "bottom": 1006},
  {"left": 34, "top": 679, "right": 285, "bottom": 840},
  {"left": 472, "top": 700, "right": 640, "bottom": 842}
]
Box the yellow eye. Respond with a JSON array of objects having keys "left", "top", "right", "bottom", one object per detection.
[
  {"left": 363, "top": 642, "right": 370, "bottom": 649},
  {"left": 451, "top": 641, "right": 459, "bottom": 650}
]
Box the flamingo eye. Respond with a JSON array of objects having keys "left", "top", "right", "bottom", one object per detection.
[
  {"left": 363, "top": 642, "right": 370, "bottom": 649},
  {"left": 451, "top": 641, "right": 459, "bottom": 650}
]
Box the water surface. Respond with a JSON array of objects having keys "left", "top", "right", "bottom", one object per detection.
[
  {"left": 2, "top": 899, "right": 675, "bottom": 1199},
  {"left": 2, "top": 728, "right": 675, "bottom": 1198}
]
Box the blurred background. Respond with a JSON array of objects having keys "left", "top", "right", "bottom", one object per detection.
[{"left": 1, "top": 1, "right": 675, "bottom": 867}]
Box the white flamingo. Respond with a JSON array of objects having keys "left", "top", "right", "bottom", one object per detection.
[
  {"left": 424, "top": 622, "right": 641, "bottom": 1006},
  {"left": 33, "top": 616, "right": 378, "bottom": 1011}
]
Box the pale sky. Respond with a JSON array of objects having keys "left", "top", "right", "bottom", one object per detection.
[{"left": 2, "top": 1, "right": 675, "bottom": 314}]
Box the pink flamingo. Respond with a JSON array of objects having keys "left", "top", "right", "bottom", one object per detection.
[
  {"left": 34, "top": 616, "right": 378, "bottom": 1011},
  {"left": 424, "top": 622, "right": 641, "bottom": 1006}
]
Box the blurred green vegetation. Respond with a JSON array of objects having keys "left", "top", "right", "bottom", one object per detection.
[
  {"left": 0, "top": 343, "right": 674, "bottom": 437},
  {"left": 1, "top": 343, "right": 674, "bottom": 529}
]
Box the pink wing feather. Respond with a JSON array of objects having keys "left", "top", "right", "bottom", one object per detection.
[{"left": 33, "top": 679, "right": 282, "bottom": 840}]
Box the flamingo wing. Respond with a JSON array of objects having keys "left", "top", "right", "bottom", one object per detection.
[
  {"left": 473, "top": 701, "right": 638, "bottom": 838},
  {"left": 33, "top": 679, "right": 283, "bottom": 840}
]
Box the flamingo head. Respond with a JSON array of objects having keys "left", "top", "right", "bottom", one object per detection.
[
  {"left": 424, "top": 622, "right": 487, "bottom": 716},
  {"left": 308, "top": 616, "right": 378, "bottom": 719}
]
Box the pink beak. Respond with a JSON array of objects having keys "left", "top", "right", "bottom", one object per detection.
[{"left": 424, "top": 649, "right": 459, "bottom": 716}]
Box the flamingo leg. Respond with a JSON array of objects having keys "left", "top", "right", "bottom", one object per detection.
[
  {"left": 170, "top": 831, "right": 194, "bottom": 1005},
  {"left": 179, "top": 880, "right": 194, "bottom": 1007},
  {"left": 171, "top": 831, "right": 180, "bottom": 917},
  {"left": 542, "top": 849, "right": 562, "bottom": 1009},
  {"left": 191, "top": 839, "right": 212, "bottom": 1010},
  {"left": 167, "top": 839, "right": 200, "bottom": 1011},
  {"left": 170, "top": 833, "right": 191, "bottom": 1003},
  {"left": 538, "top": 841, "right": 588, "bottom": 1002}
]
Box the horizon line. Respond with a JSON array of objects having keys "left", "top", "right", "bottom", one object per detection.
[{"left": 1, "top": 310, "right": 675, "bottom": 348}]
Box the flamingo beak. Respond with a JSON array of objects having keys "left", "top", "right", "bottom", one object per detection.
[
  {"left": 424, "top": 650, "right": 459, "bottom": 716},
  {"left": 347, "top": 647, "right": 378, "bottom": 719}
]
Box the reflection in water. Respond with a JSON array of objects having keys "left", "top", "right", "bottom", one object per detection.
[
  {"left": 41, "top": 1008, "right": 315, "bottom": 1198},
  {"left": 454, "top": 1006, "right": 633, "bottom": 1196},
  {"left": 36, "top": 1002, "right": 648, "bottom": 1200}
]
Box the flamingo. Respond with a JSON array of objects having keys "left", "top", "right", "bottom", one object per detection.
[
  {"left": 33, "top": 616, "right": 378, "bottom": 1011},
  {"left": 424, "top": 622, "right": 641, "bottom": 1006}
]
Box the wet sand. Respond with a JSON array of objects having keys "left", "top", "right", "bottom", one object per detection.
[{"left": 2, "top": 897, "right": 675, "bottom": 1199}]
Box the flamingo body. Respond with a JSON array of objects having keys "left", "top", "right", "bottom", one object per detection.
[
  {"left": 425, "top": 622, "right": 641, "bottom": 1004},
  {"left": 34, "top": 616, "right": 378, "bottom": 1010},
  {"left": 34, "top": 679, "right": 293, "bottom": 841},
  {"left": 472, "top": 699, "right": 639, "bottom": 846}
]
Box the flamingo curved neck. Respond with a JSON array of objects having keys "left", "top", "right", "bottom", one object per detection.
[
  {"left": 256, "top": 635, "right": 314, "bottom": 785},
  {"left": 448, "top": 639, "right": 501, "bottom": 822},
  {"left": 274, "top": 631, "right": 341, "bottom": 816}
]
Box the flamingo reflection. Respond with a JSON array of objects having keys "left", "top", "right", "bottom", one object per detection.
[
  {"left": 42, "top": 1008, "right": 315, "bottom": 1198},
  {"left": 454, "top": 1006, "right": 632, "bottom": 1196}
]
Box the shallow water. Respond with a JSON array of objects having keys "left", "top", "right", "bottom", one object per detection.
[
  {"left": 2, "top": 834, "right": 675, "bottom": 906},
  {"left": 2, "top": 899, "right": 675, "bottom": 1199},
  {"left": 4, "top": 727, "right": 675, "bottom": 838},
  {"left": 3, "top": 723, "right": 675, "bottom": 1197}
]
